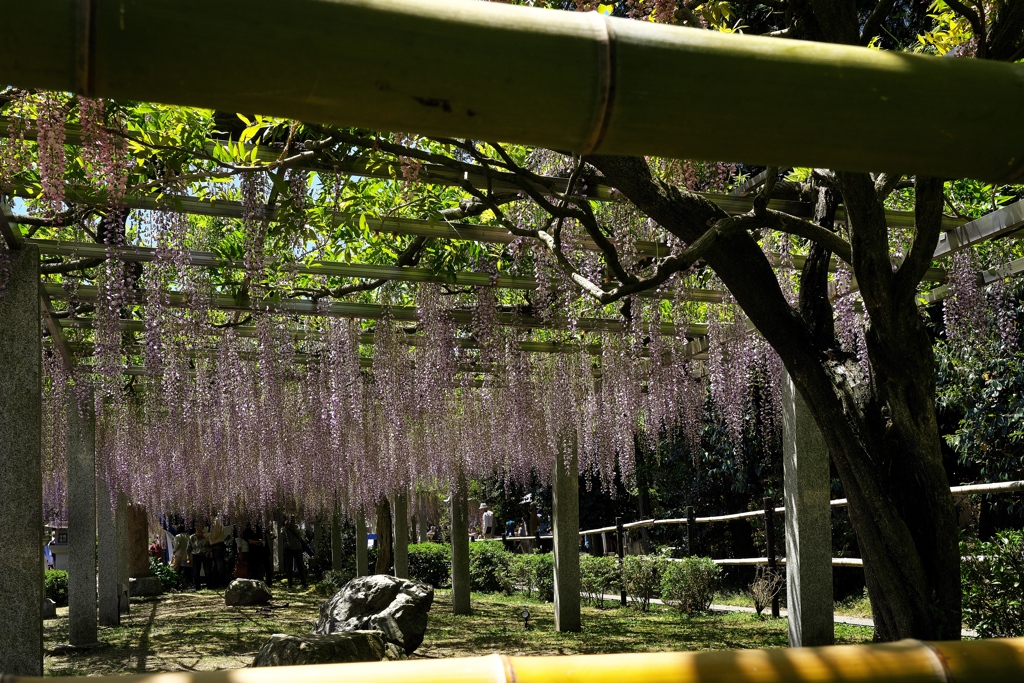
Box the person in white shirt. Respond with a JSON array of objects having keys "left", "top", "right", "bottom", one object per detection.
[{"left": 480, "top": 504, "right": 495, "bottom": 538}]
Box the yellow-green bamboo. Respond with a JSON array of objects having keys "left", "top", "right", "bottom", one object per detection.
[
  {"left": 2, "top": 0, "right": 1022, "bottom": 181},
  {"left": 8, "top": 638, "right": 1024, "bottom": 683}
]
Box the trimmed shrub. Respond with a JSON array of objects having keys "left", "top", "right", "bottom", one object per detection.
[
  {"left": 530, "top": 553, "right": 555, "bottom": 602},
  {"left": 748, "top": 565, "right": 783, "bottom": 618},
  {"left": 469, "top": 541, "right": 512, "bottom": 593},
  {"left": 317, "top": 568, "right": 355, "bottom": 596},
  {"left": 962, "top": 530, "right": 1024, "bottom": 637},
  {"left": 45, "top": 569, "right": 69, "bottom": 607},
  {"left": 508, "top": 554, "right": 536, "bottom": 598},
  {"left": 580, "top": 555, "right": 621, "bottom": 607},
  {"left": 409, "top": 542, "right": 451, "bottom": 588},
  {"left": 149, "top": 556, "right": 184, "bottom": 592},
  {"left": 508, "top": 553, "right": 554, "bottom": 601},
  {"left": 661, "top": 556, "right": 722, "bottom": 614},
  {"left": 622, "top": 555, "right": 665, "bottom": 612}
]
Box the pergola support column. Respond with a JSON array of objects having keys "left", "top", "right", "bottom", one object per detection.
[
  {"left": 0, "top": 245, "right": 43, "bottom": 676},
  {"left": 97, "top": 476, "right": 120, "bottom": 626},
  {"left": 782, "top": 369, "right": 834, "bottom": 647},
  {"left": 552, "top": 442, "right": 580, "bottom": 632},
  {"left": 331, "top": 509, "right": 344, "bottom": 572},
  {"left": 67, "top": 391, "right": 98, "bottom": 646},
  {"left": 355, "top": 509, "right": 368, "bottom": 577},
  {"left": 450, "top": 475, "right": 471, "bottom": 615},
  {"left": 115, "top": 493, "right": 129, "bottom": 613},
  {"left": 393, "top": 492, "right": 409, "bottom": 579}
]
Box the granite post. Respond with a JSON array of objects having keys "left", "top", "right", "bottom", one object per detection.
[
  {"left": 450, "top": 475, "right": 471, "bottom": 615},
  {"left": 417, "top": 493, "right": 429, "bottom": 543},
  {"left": 331, "top": 510, "right": 344, "bottom": 572},
  {"left": 0, "top": 246, "right": 43, "bottom": 676},
  {"left": 97, "top": 476, "right": 120, "bottom": 626},
  {"left": 393, "top": 492, "right": 409, "bottom": 579},
  {"left": 782, "top": 369, "right": 834, "bottom": 646},
  {"left": 552, "top": 443, "right": 580, "bottom": 632},
  {"left": 67, "top": 391, "right": 98, "bottom": 646},
  {"left": 115, "top": 492, "right": 130, "bottom": 613},
  {"left": 354, "top": 510, "right": 368, "bottom": 577}
]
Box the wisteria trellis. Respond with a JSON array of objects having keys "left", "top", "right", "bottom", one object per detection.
[{"left": 0, "top": 92, "right": 1009, "bottom": 526}]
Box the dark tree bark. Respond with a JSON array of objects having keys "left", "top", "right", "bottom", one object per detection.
[
  {"left": 584, "top": 155, "right": 962, "bottom": 640},
  {"left": 374, "top": 495, "right": 393, "bottom": 575}
]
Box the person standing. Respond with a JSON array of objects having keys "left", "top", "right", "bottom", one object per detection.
[
  {"left": 207, "top": 518, "right": 227, "bottom": 588},
  {"left": 480, "top": 504, "right": 495, "bottom": 539},
  {"left": 234, "top": 528, "right": 249, "bottom": 579},
  {"left": 282, "top": 518, "right": 308, "bottom": 589},
  {"left": 188, "top": 526, "right": 212, "bottom": 590}
]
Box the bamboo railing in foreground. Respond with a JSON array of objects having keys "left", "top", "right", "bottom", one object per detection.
[
  {"left": 3, "top": 0, "right": 1024, "bottom": 181},
  {"left": 5, "top": 639, "right": 1024, "bottom": 683}
]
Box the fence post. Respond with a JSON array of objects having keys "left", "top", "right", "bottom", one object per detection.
[
  {"left": 764, "top": 496, "right": 780, "bottom": 619},
  {"left": 615, "top": 516, "right": 626, "bottom": 607},
  {"left": 686, "top": 506, "right": 696, "bottom": 557}
]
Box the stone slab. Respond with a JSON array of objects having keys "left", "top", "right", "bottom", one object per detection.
[
  {"left": 553, "top": 445, "right": 581, "bottom": 632},
  {"left": 0, "top": 246, "right": 43, "bottom": 676},
  {"left": 782, "top": 369, "right": 834, "bottom": 647},
  {"left": 97, "top": 477, "right": 119, "bottom": 626},
  {"left": 393, "top": 493, "right": 409, "bottom": 579},
  {"left": 450, "top": 476, "right": 471, "bottom": 615},
  {"left": 67, "top": 392, "right": 97, "bottom": 646}
]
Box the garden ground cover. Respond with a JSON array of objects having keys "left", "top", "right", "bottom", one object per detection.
[{"left": 43, "top": 588, "right": 874, "bottom": 676}]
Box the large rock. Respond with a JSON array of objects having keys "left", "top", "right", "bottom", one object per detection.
[
  {"left": 313, "top": 575, "right": 433, "bottom": 654},
  {"left": 251, "top": 631, "right": 405, "bottom": 667},
  {"left": 225, "top": 578, "right": 272, "bottom": 606},
  {"left": 129, "top": 576, "right": 164, "bottom": 597}
]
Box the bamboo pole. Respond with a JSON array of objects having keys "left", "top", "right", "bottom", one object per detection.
[
  {"left": 0, "top": 116, "right": 966, "bottom": 232},
  {"left": 2, "top": 0, "right": 1022, "bottom": 181},
  {"left": 9, "top": 639, "right": 1024, "bottom": 683}
]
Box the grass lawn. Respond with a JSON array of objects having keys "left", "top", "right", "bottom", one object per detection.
[
  {"left": 715, "top": 591, "right": 874, "bottom": 620},
  {"left": 43, "top": 587, "right": 874, "bottom": 676}
]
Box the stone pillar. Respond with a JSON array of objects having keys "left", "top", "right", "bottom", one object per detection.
[
  {"left": 116, "top": 493, "right": 130, "bottom": 613},
  {"left": 552, "top": 444, "right": 580, "bottom": 632},
  {"left": 417, "top": 493, "right": 429, "bottom": 543},
  {"left": 354, "top": 510, "right": 368, "bottom": 577},
  {"left": 782, "top": 369, "right": 834, "bottom": 647},
  {"left": 273, "top": 519, "right": 285, "bottom": 578},
  {"left": 450, "top": 476, "right": 471, "bottom": 615},
  {"left": 127, "top": 504, "right": 149, "bottom": 579},
  {"left": 67, "top": 392, "right": 98, "bottom": 646},
  {"left": 97, "top": 477, "right": 120, "bottom": 626},
  {"left": 0, "top": 246, "right": 43, "bottom": 676},
  {"left": 393, "top": 492, "right": 409, "bottom": 579},
  {"left": 331, "top": 510, "right": 344, "bottom": 572}
]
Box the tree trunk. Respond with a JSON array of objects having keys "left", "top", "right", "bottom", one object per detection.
[
  {"left": 374, "top": 495, "right": 393, "bottom": 575},
  {"left": 586, "top": 155, "right": 962, "bottom": 640}
]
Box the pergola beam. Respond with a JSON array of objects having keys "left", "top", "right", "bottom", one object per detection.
[
  {"left": 42, "top": 282, "right": 707, "bottom": 337},
  {"left": 2, "top": 205, "right": 77, "bottom": 372},
  {"left": 933, "top": 199, "right": 1024, "bottom": 258},
  {"left": 27, "top": 238, "right": 728, "bottom": 302},
  {"left": 4, "top": 0, "right": 1022, "bottom": 180},
  {"left": 0, "top": 118, "right": 963, "bottom": 230}
]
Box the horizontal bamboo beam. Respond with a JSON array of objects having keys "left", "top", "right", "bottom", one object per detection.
[
  {"left": 7, "top": 190, "right": 948, "bottom": 283},
  {"left": 27, "top": 238, "right": 728, "bottom": 302},
  {"left": 12, "top": 639, "right": 1024, "bottom": 683},
  {"left": 0, "top": 118, "right": 963, "bottom": 231},
  {"left": 579, "top": 480, "right": 1024, "bottom": 534},
  {"left": 42, "top": 283, "right": 707, "bottom": 337},
  {"left": 5, "top": 0, "right": 1023, "bottom": 181},
  {"left": 933, "top": 199, "right": 1024, "bottom": 258}
]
